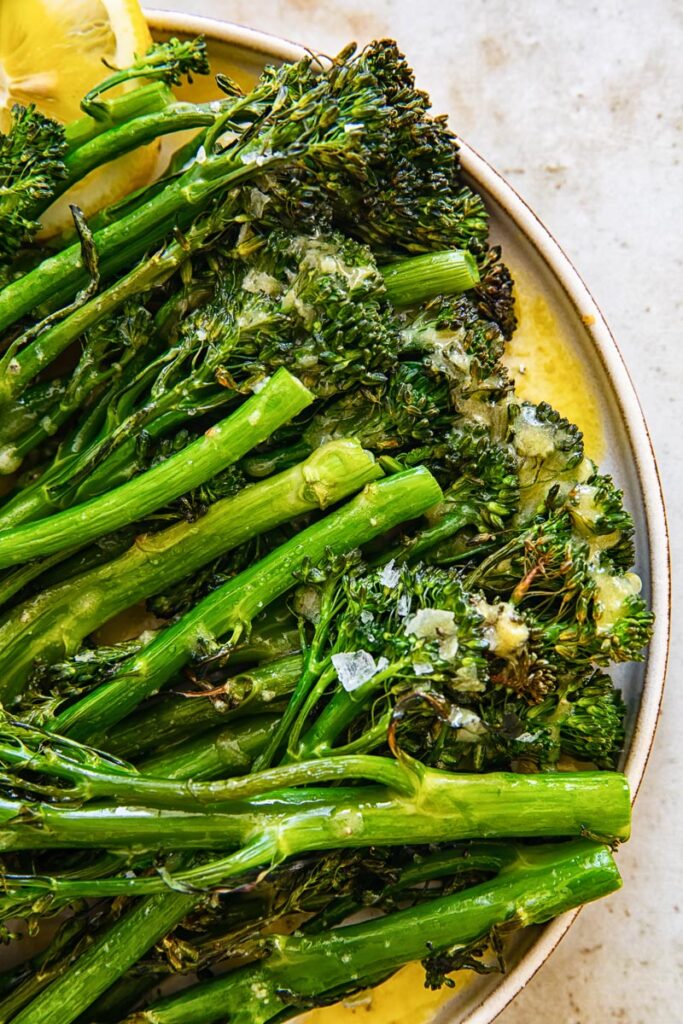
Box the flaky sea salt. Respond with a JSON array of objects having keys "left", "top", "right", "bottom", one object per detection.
[
  {"left": 332, "top": 651, "right": 389, "bottom": 692},
  {"left": 379, "top": 559, "right": 400, "bottom": 589}
]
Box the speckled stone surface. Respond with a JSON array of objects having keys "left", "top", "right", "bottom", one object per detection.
[{"left": 151, "top": 3, "right": 682, "bottom": 1019}]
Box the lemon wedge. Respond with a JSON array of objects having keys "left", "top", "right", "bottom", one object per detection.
[{"left": 0, "top": 0, "right": 158, "bottom": 234}]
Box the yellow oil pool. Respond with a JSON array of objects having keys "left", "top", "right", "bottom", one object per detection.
[
  {"left": 503, "top": 268, "right": 604, "bottom": 461},
  {"left": 299, "top": 961, "right": 464, "bottom": 1024}
]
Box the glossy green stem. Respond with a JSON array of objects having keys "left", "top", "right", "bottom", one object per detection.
[
  {"left": 381, "top": 249, "right": 480, "bottom": 306},
  {"left": 56, "top": 467, "right": 441, "bottom": 743},
  {"left": 0, "top": 369, "right": 310, "bottom": 566},
  {"left": 391, "top": 506, "right": 476, "bottom": 565},
  {"left": 138, "top": 714, "right": 281, "bottom": 780},
  {"left": 0, "top": 439, "right": 377, "bottom": 705},
  {"left": 293, "top": 657, "right": 410, "bottom": 761},
  {"left": 10, "top": 892, "right": 196, "bottom": 1024},
  {"left": 0, "top": 546, "right": 81, "bottom": 611},
  {"left": 0, "top": 769, "right": 631, "bottom": 866},
  {"left": 106, "top": 655, "right": 304, "bottom": 760},
  {"left": 130, "top": 840, "right": 620, "bottom": 1024},
  {"left": 253, "top": 584, "right": 337, "bottom": 771},
  {"left": 64, "top": 84, "right": 175, "bottom": 151},
  {"left": 2, "top": 745, "right": 412, "bottom": 812},
  {"left": 44, "top": 103, "right": 220, "bottom": 212}
]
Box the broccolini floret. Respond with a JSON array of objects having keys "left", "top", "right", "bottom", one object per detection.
[{"left": 0, "top": 104, "right": 66, "bottom": 259}]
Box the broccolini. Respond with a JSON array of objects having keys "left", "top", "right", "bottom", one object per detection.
[{"left": 0, "top": 35, "right": 651, "bottom": 1024}]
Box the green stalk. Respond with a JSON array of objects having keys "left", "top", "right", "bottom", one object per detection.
[
  {"left": 307, "top": 842, "right": 517, "bottom": 934},
  {"left": 54, "top": 467, "right": 441, "bottom": 742},
  {"left": 64, "top": 84, "right": 175, "bottom": 151},
  {"left": 292, "top": 657, "right": 411, "bottom": 762},
  {"left": 138, "top": 714, "right": 280, "bottom": 780},
  {"left": 1, "top": 738, "right": 412, "bottom": 811},
  {"left": 0, "top": 129, "right": 284, "bottom": 335},
  {"left": 386, "top": 505, "right": 478, "bottom": 566},
  {"left": 0, "top": 768, "right": 630, "bottom": 866},
  {"left": 0, "top": 206, "right": 230, "bottom": 425},
  {"left": 0, "top": 439, "right": 378, "bottom": 705},
  {"left": 81, "top": 37, "right": 211, "bottom": 111},
  {"left": 0, "top": 369, "right": 311, "bottom": 566},
  {"left": 381, "top": 249, "right": 480, "bottom": 306},
  {"left": 0, "top": 524, "right": 143, "bottom": 614},
  {"left": 0, "top": 852, "right": 131, "bottom": 925},
  {"left": 0, "top": 916, "right": 90, "bottom": 1022},
  {"left": 0, "top": 547, "right": 81, "bottom": 611},
  {"left": 9, "top": 892, "right": 196, "bottom": 1024},
  {"left": 106, "top": 654, "right": 304, "bottom": 760},
  {"left": 128, "top": 840, "right": 621, "bottom": 1024},
  {"left": 43, "top": 102, "right": 224, "bottom": 213},
  {"left": 253, "top": 576, "right": 339, "bottom": 771}
]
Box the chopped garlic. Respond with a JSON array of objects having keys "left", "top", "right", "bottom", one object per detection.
[
  {"left": 476, "top": 598, "right": 529, "bottom": 658},
  {"left": 241, "top": 269, "right": 281, "bottom": 296},
  {"left": 592, "top": 570, "right": 642, "bottom": 631},
  {"left": 448, "top": 706, "right": 487, "bottom": 741},
  {"left": 405, "top": 607, "right": 459, "bottom": 661}
]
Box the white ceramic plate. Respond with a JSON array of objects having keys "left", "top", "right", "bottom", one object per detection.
[{"left": 144, "top": 12, "right": 671, "bottom": 1022}]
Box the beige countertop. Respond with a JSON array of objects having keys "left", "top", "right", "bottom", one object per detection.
[{"left": 151, "top": 3, "right": 683, "bottom": 1019}]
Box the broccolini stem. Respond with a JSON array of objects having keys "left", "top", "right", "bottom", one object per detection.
[
  {"left": 0, "top": 115, "right": 312, "bottom": 336},
  {"left": 0, "top": 769, "right": 630, "bottom": 865},
  {"left": 0, "top": 159, "right": 225, "bottom": 334},
  {"left": 9, "top": 892, "right": 196, "bottom": 1024},
  {"left": 307, "top": 842, "right": 519, "bottom": 934},
  {"left": 127, "top": 840, "right": 621, "bottom": 1024},
  {"left": 138, "top": 714, "right": 281, "bottom": 780},
  {"left": 253, "top": 589, "right": 338, "bottom": 771},
  {"left": 292, "top": 657, "right": 412, "bottom": 762},
  {"left": 392, "top": 505, "right": 478, "bottom": 564},
  {"left": 0, "top": 369, "right": 312, "bottom": 567},
  {"left": 0, "top": 440, "right": 381, "bottom": 704},
  {"left": 55, "top": 468, "right": 442, "bottom": 742},
  {"left": 2, "top": 739, "right": 414, "bottom": 810},
  {"left": 0, "top": 208, "right": 227, "bottom": 425},
  {"left": 42, "top": 102, "right": 232, "bottom": 214},
  {"left": 64, "top": 83, "right": 175, "bottom": 151},
  {"left": 0, "top": 547, "right": 81, "bottom": 611},
  {"left": 81, "top": 36, "right": 211, "bottom": 113},
  {"left": 381, "top": 249, "right": 480, "bottom": 306},
  {"left": 105, "top": 654, "right": 304, "bottom": 760},
  {"left": 323, "top": 713, "right": 392, "bottom": 756}
]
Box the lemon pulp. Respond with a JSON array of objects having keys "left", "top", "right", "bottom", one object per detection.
[{"left": 0, "top": 0, "right": 158, "bottom": 234}]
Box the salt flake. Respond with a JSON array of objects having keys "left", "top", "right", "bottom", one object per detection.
[
  {"left": 379, "top": 559, "right": 400, "bottom": 589},
  {"left": 332, "top": 651, "right": 388, "bottom": 692}
]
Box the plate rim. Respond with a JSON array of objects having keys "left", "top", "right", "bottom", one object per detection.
[{"left": 144, "top": 11, "right": 672, "bottom": 1022}]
